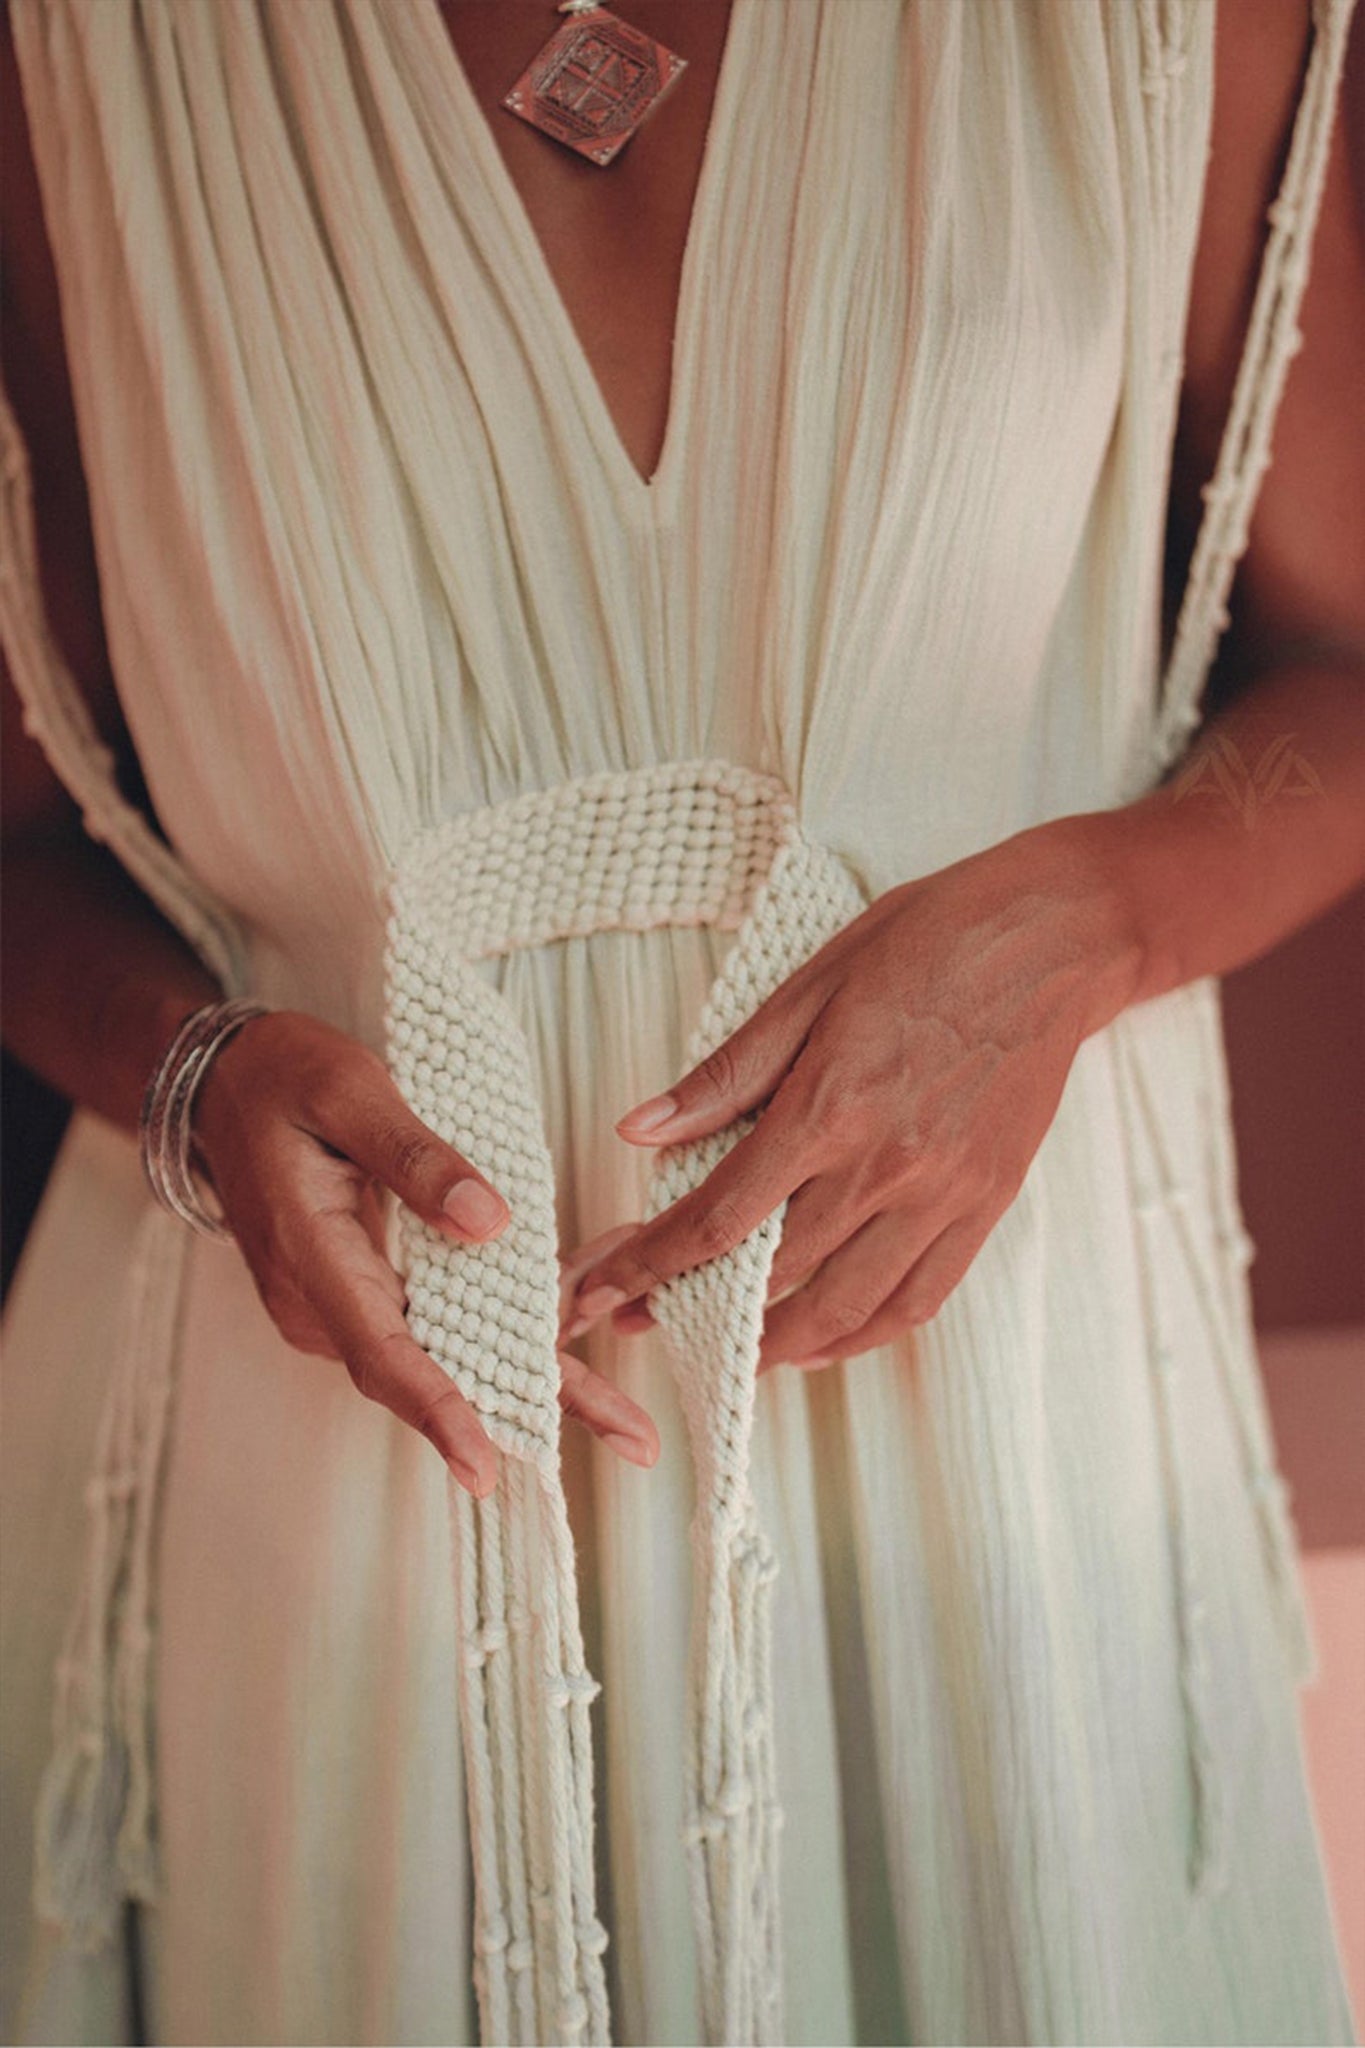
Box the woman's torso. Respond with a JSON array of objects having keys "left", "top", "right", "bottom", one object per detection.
[{"left": 10, "top": 0, "right": 1207, "bottom": 1042}]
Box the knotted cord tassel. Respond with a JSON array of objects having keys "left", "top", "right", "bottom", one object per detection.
[
  {"left": 0, "top": 370, "right": 251, "bottom": 1952},
  {"left": 1128, "top": 988, "right": 1318, "bottom": 1697},
  {"left": 1110, "top": 1019, "right": 1229, "bottom": 1899},
  {"left": 385, "top": 763, "right": 868, "bottom": 2044},
  {"left": 30, "top": 1199, "right": 191, "bottom": 1947},
  {"left": 387, "top": 848, "right": 613, "bottom": 2048},
  {"left": 642, "top": 826, "right": 867, "bottom": 2044},
  {"left": 1147, "top": 1324, "right": 1229, "bottom": 1902},
  {"left": 1115, "top": 0, "right": 1358, "bottom": 1808}
]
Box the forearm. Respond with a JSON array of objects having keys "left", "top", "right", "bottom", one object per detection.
[
  {"left": 2, "top": 827, "right": 224, "bottom": 1139},
  {"left": 1042, "top": 657, "right": 1365, "bottom": 1026}
]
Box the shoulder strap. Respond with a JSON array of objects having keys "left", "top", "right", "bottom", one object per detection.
[
  {"left": 1154, "top": 0, "right": 1358, "bottom": 773},
  {"left": 0, "top": 382, "right": 248, "bottom": 993}
]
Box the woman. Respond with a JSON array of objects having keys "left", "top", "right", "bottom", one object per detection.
[{"left": 2, "top": 0, "right": 1362, "bottom": 2042}]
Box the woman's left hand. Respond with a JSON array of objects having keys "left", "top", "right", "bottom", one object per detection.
[{"left": 559, "top": 817, "right": 1144, "bottom": 1370}]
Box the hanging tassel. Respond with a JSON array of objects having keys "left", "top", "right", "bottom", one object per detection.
[
  {"left": 387, "top": 862, "right": 612, "bottom": 2047},
  {"left": 1170, "top": 982, "right": 1318, "bottom": 1689},
  {"left": 31, "top": 1200, "right": 191, "bottom": 1947},
  {"left": 1145, "top": 1324, "right": 1229, "bottom": 1900},
  {"left": 0, "top": 366, "right": 249, "bottom": 1951},
  {"left": 444, "top": 1464, "right": 611, "bottom": 2048},
  {"left": 385, "top": 763, "right": 869, "bottom": 2044},
  {"left": 1110, "top": 1022, "right": 1230, "bottom": 1900},
  {"left": 643, "top": 824, "right": 867, "bottom": 2044}
]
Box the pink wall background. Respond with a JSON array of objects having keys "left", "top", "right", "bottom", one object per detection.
[
  {"left": 1224, "top": 883, "right": 1365, "bottom": 2032},
  {"left": 1224, "top": 886, "right": 1364, "bottom": 1335}
]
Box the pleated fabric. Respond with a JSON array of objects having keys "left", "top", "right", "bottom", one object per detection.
[{"left": 1, "top": 2, "right": 1356, "bottom": 2042}]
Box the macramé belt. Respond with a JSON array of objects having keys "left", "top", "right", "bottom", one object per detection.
[{"left": 384, "top": 759, "right": 868, "bottom": 2046}]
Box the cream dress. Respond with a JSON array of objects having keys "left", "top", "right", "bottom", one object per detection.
[{"left": 1, "top": 2, "right": 1356, "bottom": 2043}]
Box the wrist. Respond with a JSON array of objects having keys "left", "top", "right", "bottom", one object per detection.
[
  {"left": 189, "top": 1004, "right": 275, "bottom": 1180},
  {"left": 92, "top": 976, "right": 224, "bottom": 1141},
  {"left": 147, "top": 985, "right": 221, "bottom": 1069},
  {"left": 138, "top": 996, "right": 272, "bottom": 1235},
  {"left": 998, "top": 811, "right": 1150, "bottom": 1038}
]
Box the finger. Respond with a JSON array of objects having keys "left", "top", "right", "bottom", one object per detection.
[
  {"left": 304, "top": 1210, "right": 500, "bottom": 1495},
  {"left": 556, "top": 1348, "right": 660, "bottom": 1467},
  {"left": 763, "top": 1173, "right": 888, "bottom": 1301},
  {"left": 568, "top": 1091, "right": 821, "bottom": 1326},
  {"left": 760, "top": 1211, "right": 991, "bottom": 1373},
  {"left": 262, "top": 1276, "right": 344, "bottom": 1360},
  {"left": 756, "top": 1204, "right": 946, "bottom": 1370},
  {"left": 557, "top": 1220, "right": 642, "bottom": 1336},
  {"left": 241, "top": 1188, "right": 399, "bottom": 1359},
  {"left": 610, "top": 1299, "right": 656, "bottom": 1335},
  {"left": 318, "top": 1069, "right": 511, "bottom": 1246},
  {"left": 356, "top": 1179, "right": 400, "bottom": 1269},
  {"left": 613, "top": 977, "right": 832, "bottom": 1146}
]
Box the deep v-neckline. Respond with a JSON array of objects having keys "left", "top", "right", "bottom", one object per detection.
[{"left": 414, "top": 0, "right": 748, "bottom": 518}]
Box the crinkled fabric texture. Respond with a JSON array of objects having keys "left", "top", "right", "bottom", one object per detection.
[{"left": 1, "top": 2, "right": 1356, "bottom": 2042}]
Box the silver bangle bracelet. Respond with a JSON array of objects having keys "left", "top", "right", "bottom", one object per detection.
[{"left": 138, "top": 997, "right": 271, "bottom": 1239}]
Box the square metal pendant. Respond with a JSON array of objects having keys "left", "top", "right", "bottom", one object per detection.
[{"left": 502, "top": 6, "right": 689, "bottom": 167}]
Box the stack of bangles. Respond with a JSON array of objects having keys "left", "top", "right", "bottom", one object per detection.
[{"left": 138, "top": 996, "right": 271, "bottom": 1239}]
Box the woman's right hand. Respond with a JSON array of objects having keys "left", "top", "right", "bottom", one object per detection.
[{"left": 191, "top": 1008, "right": 661, "bottom": 1497}]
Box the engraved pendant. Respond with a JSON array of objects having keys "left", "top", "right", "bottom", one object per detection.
[{"left": 502, "top": 1, "right": 689, "bottom": 167}]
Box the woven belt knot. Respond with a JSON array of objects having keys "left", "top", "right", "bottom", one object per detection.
[{"left": 384, "top": 759, "right": 867, "bottom": 2045}]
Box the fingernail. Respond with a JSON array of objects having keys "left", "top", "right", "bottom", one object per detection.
[
  {"left": 603, "top": 1428, "right": 658, "bottom": 1468},
  {"left": 443, "top": 1179, "right": 508, "bottom": 1239},
  {"left": 561, "top": 1312, "right": 591, "bottom": 1341},
  {"left": 450, "top": 1453, "right": 496, "bottom": 1497},
  {"left": 576, "top": 1283, "right": 630, "bottom": 1320},
  {"left": 616, "top": 1093, "right": 678, "bottom": 1135}
]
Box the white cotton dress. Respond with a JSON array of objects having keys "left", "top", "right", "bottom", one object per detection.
[{"left": 1, "top": 2, "right": 1357, "bottom": 2043}]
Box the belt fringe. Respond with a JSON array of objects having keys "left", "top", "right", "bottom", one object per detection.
[{"left": 385, "top": 758, "right": 867, "bottom": 2044}]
